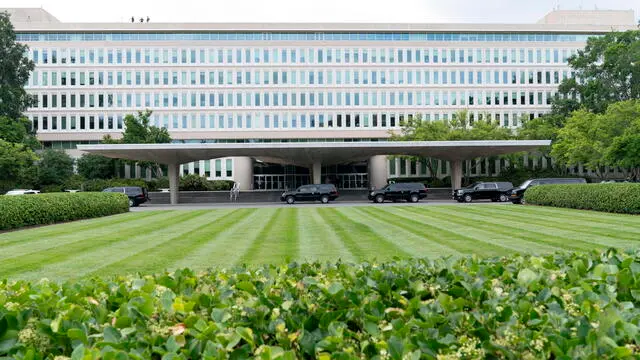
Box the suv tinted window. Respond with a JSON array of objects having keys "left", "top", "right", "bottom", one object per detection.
[{"left": 125, "top": 187, "right": 142, "bottom": 195}]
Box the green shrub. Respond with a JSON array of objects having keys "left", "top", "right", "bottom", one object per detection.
[
  {"left": 525, "top": 183, "right": 640, "bottom": 214},
  {"left": 1, "top": 249, "right": 639, "bottom": 358},
  {"left": 39, "top": 184, "right": 63, "bottom": 193},
  {"left": 0, "top": 192, "right": 129, "bottom": 231},
  {"left": 81, "top": 178, "right": 148, "bottom": 192},
  {"left": 179, "top": 174, "right": 210, "bottom": 191},
  {"left": 209, "top": 179, "right": 235, "bottom": 191}
]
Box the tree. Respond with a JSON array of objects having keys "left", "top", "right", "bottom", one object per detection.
[
  {"left": 392, "top": 111, "right": 515, "bottom": 179},
  {"left": 0, "top": 139, "right": 38, "bottom": 189},
  {"left": 101, "top": 110, "right": 171, "bottom": 178},
  {"left": 555, "top": 30, "right": 640, "bottom": 116},
  {"left": 552, "top": 100, "right": 640, "bottom": 179},
  {"left": 37, "top": 149, "right": 74, "bottom": 186},
  {"left": 0, "top": 12, "right": 36, "bottom": 120},
  {"left": 77, "top": 153, "right": 117, "bottom": 180},
  {"left": 0, "top": 116, "right": 39, "bottom": 149}
]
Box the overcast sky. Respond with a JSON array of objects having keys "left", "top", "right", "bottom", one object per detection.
[{"left": 2, "top": 0, "right": 638, "bottom": 23}]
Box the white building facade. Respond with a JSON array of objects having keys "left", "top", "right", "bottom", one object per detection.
[{"left": 9, "top": 8, "right": 636, "bottom": 189}]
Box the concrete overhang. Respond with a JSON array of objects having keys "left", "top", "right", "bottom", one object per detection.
[{"left": 77, "top": 140, "right": 551, "bottom": 166}]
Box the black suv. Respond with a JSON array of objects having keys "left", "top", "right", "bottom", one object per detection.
[
  {"left": 453, "top": 182, "right": 513, "bottom": 203},
  {"left": 369, "top": 183, "right": 428, "bottom": 203},
  {"left": 280, "top": 184, "right": 339, "bottom": 204},
  {"left": 509, "top": 178, "right": 586, "bottom": 204},
  {"left": 103, "top": 186, "right": 150, "bottom": 207}
]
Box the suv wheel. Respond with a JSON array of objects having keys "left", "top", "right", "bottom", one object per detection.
[
  {"left": 463, "top": 194, "right": 473, "bottom": 203},
  {"left": 320, "top": 195, "right": 329, "bottom": 204},
  {"left": 410, "top": 193, "right": 419, "bottom": 203},
  {"left": 128, "top": 199, "right": 134, "bottom": 207},
  {"left": 499, "top": 194, "right": 508, "bottom": 202},
  {"left": 286, "top": 196, "right": 295, "bottom": 205},
  {"left": 375, "top": 194, "right": 385, "bottom": 203}
]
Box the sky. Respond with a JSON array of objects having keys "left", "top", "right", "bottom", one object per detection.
[{"left": 1, "top": 0, "right": 638, "bottom": 23}]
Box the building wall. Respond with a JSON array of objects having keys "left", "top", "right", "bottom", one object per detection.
[{"left": 12, "top": 12, "right": 635, "bottom": 182}]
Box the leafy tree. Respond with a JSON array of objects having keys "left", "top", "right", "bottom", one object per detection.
[
  {"left": 552, "top": 100, "right": 640, "bottom": 178},
  {"left": 555, "top": 30, "right": 640, "bottom": 116},
  {"left": 76, "top": 153, "right": 117, "bottom": 180},
  {"left": 100, "top": 110, "right": 171, "bottom": 178},
  {"left": 0, "top": 139, "right": 38, "bottom": 189},
  {"left": 36, "top": 149, "right": 74, "bottom": 186},
  {"left": 0, "top": 12, "right": 36, "bottom": 120},
  {"left": 0, "top": 116, "right": 39, "bottom": 149},
  {"left": 121, "top": 110, "right": 171, "bottom": 144}
]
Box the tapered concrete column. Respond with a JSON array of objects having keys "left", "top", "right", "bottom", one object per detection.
[
  {"left": 451, "top": 160, "right": 463, "bottom": 191},
  {"left": 168, "top": 163, "right": 180, "bottom": 205},
  {"left": 311, "top": 162, "right": 322, "bottom": 184},
  {"left": 368, "top": 155, "right": 388, "bottom": 189},
  {"left": 232, "top": 157, "right": 253, "bottom": 190}
]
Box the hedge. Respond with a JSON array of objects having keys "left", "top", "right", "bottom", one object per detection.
[
  {"left": 0, "top": 192, "right": 129, "bottom": 231},
  {"left": 1, "top": 249, "right": 640, "bottom": 359},
  {"left": 524, "top": 183, "right": 640, "bottom": 214},
  {"left": 81, "top": 178, "right": 149, "bottom": 192}
]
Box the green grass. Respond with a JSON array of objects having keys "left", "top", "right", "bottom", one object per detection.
[{"left": 1, "top": 205, "right": 639, "bottom": 281}]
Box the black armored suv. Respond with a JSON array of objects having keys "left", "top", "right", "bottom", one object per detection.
[
  {"left": 368, "top": 182, "right": 428, "bottom": 203},
  {"left": 453, "top": 182, "right": 514, "bottom": 203},
  {"left": 280, "top": 184, "right": 339, "bottom": 204}
]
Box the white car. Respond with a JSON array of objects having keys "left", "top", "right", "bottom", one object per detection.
[{"left": 5, "top": 189, "right": 41, "bottom": 196}]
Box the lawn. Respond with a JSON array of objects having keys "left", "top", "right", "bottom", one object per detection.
[{"left": 1, "top": 204, "right": 639, "bottom": 281}]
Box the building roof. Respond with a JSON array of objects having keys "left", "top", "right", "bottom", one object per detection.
[
  {"left": 7, "top": 8, "right": 636, "bottom": 33},
  {"left": 77, "top": 140, "right": 552, "bottom": 166},
  {"left": 1, "top": 8, "right": 60, "bottom": 23}
]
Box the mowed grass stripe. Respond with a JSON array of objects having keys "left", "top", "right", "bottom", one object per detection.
[
  {"left": 90, "top": 209, "right": 252, "bottom": 276},
  {"left": 391, "top": 206, "right": 539, "bottom": 254},
  {"left": 410, "top": 206, "right": 588, "bottom": 253},
  {"left": 455, "top": 206, "right": 640, "bottom": 250},
  {"left": 171, "top": 208, "right": 276, "bottom": 269},
  {"left": 498, "top": 204, "right": 640, "bottom": 227},
  {"left": 344, "top": 207, "right": 460, "bottom": 258},
  {"left": 0, "top": 211, "right": 161, "bottom": 247},
  {"left": 236, "top": 208, "right": 300, "bottom": 265},
  {"left": 316, "top": 207, "right": 411, "bottom": 261},
  {"left": 363, "top": 206, "right": 509, "bottom": 257},
  {"left": 0, "top": 211, "right": 213, "bottom": 279},
  {"left": 0, "top": 211, "right": 191, "bottom": 262},
  {"left": 297, "top": 208, "right": 357, "bottom": 263},
  {"left": 480, "top": 206, "right": 640, "bottom": 243},
  {"left": 486, "top": 205, "right": 640, "bottom": 237}
]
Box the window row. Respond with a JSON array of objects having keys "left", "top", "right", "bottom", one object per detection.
[
  {"left": 28, "top": 68, "right": 573, "bottom": 88},
  {"left": 28, "top": 47, "right": 579, "bottom": 66},
  {"left": 181, "top": 159, "right": 234, "bottom": 178},
  {"left": 31, "top": 89, "right": 561, "bottom": 109},
  {"left": 28, "top": 110, "right": 545, "bottom": 131},
  {"left": 17, "top": 31, "right": 595, "bottom": 43}
]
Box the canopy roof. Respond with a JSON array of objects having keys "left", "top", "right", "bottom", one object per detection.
[{"left": 78, "top": 140, "right": 551, "bottom": 166}]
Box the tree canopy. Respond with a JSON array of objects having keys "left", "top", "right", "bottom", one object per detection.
[
  {"left": 36, "top": 149, "right": 75, "bottom": 186},
  {"left": 121, "top": 110, "right": 171, "bottom": 144},
  {"left": 555, "top": 30, "right": 640, "bottom": 116},
  {"left": 0, "top": 12, "right": 36, "bottom": 120},
  {"left": 552, "top": 100, "right": 640, "bottom": 179}
]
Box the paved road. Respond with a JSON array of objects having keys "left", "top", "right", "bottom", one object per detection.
[{"left": 131, "top": 200, "right": 513, "bottom": 211}]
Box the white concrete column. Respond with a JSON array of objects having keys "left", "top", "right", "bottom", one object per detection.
[
  {"left": 451, "top": 160, "right": 463, "bottom": 191},
  {"left": 232, "top": 157, "right": 253, "bottom": 190},
  {"left": 168, "top": 163, "right": 180, "bottom": 205},
  {"left": 368, "top": 155, "right": 388, "bottom": 190},
  {"left": 311, "top": 162, "right": 322, "bottom": 184}
]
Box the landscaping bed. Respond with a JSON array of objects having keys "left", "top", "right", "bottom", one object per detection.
[{"left": 1, "top": 249, "right": 639, "bottom": 359}]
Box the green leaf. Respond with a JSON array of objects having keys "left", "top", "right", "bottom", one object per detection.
[
  {"left": 388, "top": 336, "right": 404, "bottom": 360},
  {"left": 103, "top": 326, "right": 121, "bottom": 344},
  {"left": 236, "top": 281, "right": 256, "bottom": 294},
  {"left": 68, "top": 328, "right": 88, "bottom": 344},
  {"left": 236, "top": 327, "right": 254, "bottom": 348},
  {"left": 328, "top": 282, "right": 344, "bottom": 295},
  {"left": 71, "top": 344, "right": 86, "bottom": 360}
]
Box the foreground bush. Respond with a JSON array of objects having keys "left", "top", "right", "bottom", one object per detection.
[
  {"left": 1, "top": 250, "right": 640, "bottom": 359},
  {"left": 525, "top": 183, "right": 640, "bottom": 214},
  {"left": 0, "top": 192, "right": 129, "bottom": 230}
]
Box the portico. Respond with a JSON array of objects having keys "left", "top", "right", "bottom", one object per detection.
[{"left": 78, "top": 140, "right": 550, "bottom": 204}]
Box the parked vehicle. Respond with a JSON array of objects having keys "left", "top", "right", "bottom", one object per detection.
[
  {"left": 280, "top": 184, "right": 339, "bottom": 204},
  {"left": 102, "top": 186, "right": 150, "bottom": 207},
  {"left": 509, "top": 178, "right": 587, "bottom": 204},
  {"left": 4, "top": 189, "right": 40, "bottom": 196},
  {"left": 453, "top": 182, "right": 513, "bottom": 203},
  {"left": 369, "top": 183, "right": 428, "bottom": 203}
]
